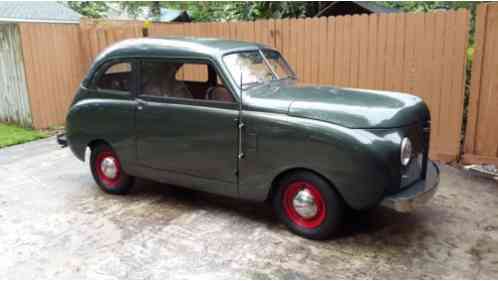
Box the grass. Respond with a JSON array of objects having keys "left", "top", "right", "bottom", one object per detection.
[{"left": 0, "top": 123, "right": 48, "bottom": 149}]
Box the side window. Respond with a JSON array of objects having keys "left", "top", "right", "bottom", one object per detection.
[
  {"left": 176, "top": 64, "right": 208, "bottom": 82},
  {"left": 96, "top": 62, "right": 132, "bottom": 93},
  {"left": 141, "top": 61, "right": 192, "bottom": 99},
  {"left": 140, "top": 60, "right": 235, "bottom": 103}
]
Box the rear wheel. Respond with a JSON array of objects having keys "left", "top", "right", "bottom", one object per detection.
[
  {"left": 90, "top": 144, "right": 134, "bottom": 194},
  {"left": 273, "top": 171, "right": 345, "bottom": 240}
]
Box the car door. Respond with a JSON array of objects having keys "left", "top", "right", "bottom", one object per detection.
[{"left": 134, "top": 59, "right": 239, "bottom": 197}]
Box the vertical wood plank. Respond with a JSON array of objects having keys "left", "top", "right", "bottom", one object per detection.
[
  {"left": 375, "top": 13, "right": 388, "bottom": 90},
  {"left": 464, "top": 5, "right": 488, "bottom": 155},
  {"left": 357, "top": 14, "right": 369, "bottom": 88},
  {"left": 392, "top": 13, "right": 406, "bottom": 91},
  {"left": 349, "top": 15, "right": 361, "bottom": 88},
  {"left": 403, "top": 13, "right": 417, "bottom": 93},
  {"left": 365, "top": 14, "right": 378, "bottom": 89},
  {"left": 384, "top": 13, "right": 397, "bottom": 90},
  {"left": 326, "top": 16, "right": 336, "bottom": 85},
  {"left": 342, "top": 15, "right": 352, "bottom": 87},
  {"left": 303, "top": 18, "right": 313, "bottom": 83},
  {"left": 317, "top": 17, "right": 329, "bottom": 84},
  {"left": 334, "top": 16, "right": 345, "bottom": 86}
]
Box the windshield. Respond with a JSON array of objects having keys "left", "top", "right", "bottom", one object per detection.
[{"left": 223, "top": 49, "right": 296, "bottom": 89}]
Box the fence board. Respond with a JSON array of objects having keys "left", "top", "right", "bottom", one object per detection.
[
  {"left": 326, "top": 17, "right": 336, "bottom": 85},
  {"left": 333, "top": 16, "right": 345, "bottom": 86},
  {"left": 376, "top": 14, "right": 388, "bottom": 90},
  {"left": 464, "top": 4, "right": 498, "bottom": 165},
  {"left": 357, "top": 15, "right": 369, "bottom": 88},
  {"left": 350, "top": 15, "right": 361, "bottom": 88},
  {"left": 365, "top": 14, "right": 378, "bottom": 89}
]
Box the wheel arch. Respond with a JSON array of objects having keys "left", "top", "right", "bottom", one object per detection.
[
  {"left": 88, "top": 139, "right": 111, "bottom": 150},
  {"left": 76, "top": 139, "right": 111, "bottom": 162},
  {"left": 266, "top": 167, "right": 348, "bottom": 207}
]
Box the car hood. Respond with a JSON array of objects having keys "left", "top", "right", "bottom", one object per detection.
[{"left": 245, "top": 83, "right": 430, "bottom": 129}]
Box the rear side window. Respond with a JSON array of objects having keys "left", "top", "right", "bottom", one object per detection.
[{"left": 96, "top": 62, "right": 132, "bottom": 93}]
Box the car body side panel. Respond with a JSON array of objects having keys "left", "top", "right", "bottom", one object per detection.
[
  {"left": 238, "top": 111, "right": 395, "bottom": 210},
  {"left": 66, "top": 91, "right": 136, "bottom": 169},
  {"left": 134, "top": 98, "right": 239, "bottom": 198}
]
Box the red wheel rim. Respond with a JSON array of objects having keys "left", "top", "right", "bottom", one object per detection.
[
  {"left": 95, "top": 150, "right": 121, "bottom": 188},
  {"left": 282, "top": 181, "right": 326, "bottom": 229}
]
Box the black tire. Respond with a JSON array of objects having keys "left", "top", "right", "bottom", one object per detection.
[
  {"left": 90, "top": 143, "right": 134, "bottom": 195},
  {"left": 273, "top": 171, "right": 345, "bottom": 240}
]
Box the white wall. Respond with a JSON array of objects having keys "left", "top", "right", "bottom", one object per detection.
[{"left": 0, "top": 23, "right": 31, "bottom": 127}]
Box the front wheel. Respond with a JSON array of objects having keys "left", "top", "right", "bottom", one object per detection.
[
  {"left": 90, "top": 144, "right": 134, "bottom": 195},
  {"left": 273, "top": 171, "right": 345, "bottom": 240}
]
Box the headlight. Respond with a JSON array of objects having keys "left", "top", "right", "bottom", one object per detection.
[{"left": 400, "top": 137, "right": 412, "bottom": 166}]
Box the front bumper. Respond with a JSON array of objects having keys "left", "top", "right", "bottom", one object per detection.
[{"left": 381, "top": 160, "right": 440, "bottom": 212}]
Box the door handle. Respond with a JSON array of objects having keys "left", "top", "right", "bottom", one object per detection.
[
  {"left": 137, "top": 100, "right": 146, "bottom": 111},
  {"left": 238, "top": 122, "right": 245, "bottom": 159}
]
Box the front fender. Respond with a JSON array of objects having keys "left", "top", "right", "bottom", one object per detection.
[
  {"left": 303, "top": 123, "right": 395, "bottom": 210},
  {"left": 238, "top": 112, "right": 395, "bottom": 210}
]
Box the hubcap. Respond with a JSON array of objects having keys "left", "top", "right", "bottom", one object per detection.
[
  {"left": 292, "top": 188, "right": 318, "bottom": 218},
  {"left": 100, "top": 156, "right": 118, "bottom": 179},
  {"left": 282, "top": 181, "right": 326, "bottom": 229}
]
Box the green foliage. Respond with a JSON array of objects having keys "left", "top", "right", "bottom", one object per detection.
[
  {"left": 118, "top": 1, "right": 144, "bottom": 19},
  {"left": 0, "top": 124, "right": 47, "bottom": 149},
  {"left": 69, "top": 1, "right": 478, "bottom": 22},
  {"left": 66, "top": 2, "right": 109, "bottom": 18},
  {"left": 150, "top": 1, "right": 162, "bottom": 20},
  {"left": 117, "top": 1, "right": 326, "bottom": 22},
  {"left": 380, "top": 1, "right": 475, "bottom": 12},
  {"left": 213, "top": 2, "right": 309, "bottom": 21}
]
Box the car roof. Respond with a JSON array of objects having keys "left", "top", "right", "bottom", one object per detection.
[
  {"left": 94, "top": 37, "right": 271, "bottom": 62},
  {"left": 84, "top": 37, "right": 273, "bottom": 87}
]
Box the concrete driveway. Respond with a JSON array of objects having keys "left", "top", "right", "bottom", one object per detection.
[{"left": 0, "top": 137, "right": 497, "bottom": 279}]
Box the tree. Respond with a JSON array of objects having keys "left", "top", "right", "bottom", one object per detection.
[
  {"left": 66, "top": 2, "right": 109, "bottom": 19},
  {"left": 380, "top": 1, "right": 476, "bottom": 12},
  {"left": 116, "top": 1, "right": 323, "bottom": 22},
  {"left": 150, "top": 1, "right": 162, "bottom": 20},
  {"left": 118, "top": 2, "right": 144, "bottom": 19}
]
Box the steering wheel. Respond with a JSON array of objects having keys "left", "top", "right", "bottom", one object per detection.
[{"left": 205, "top": 86, "right": 216, "bottom": 100}]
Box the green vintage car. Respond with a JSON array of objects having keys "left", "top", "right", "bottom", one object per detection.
[{"left": 63, "top": 37, "right": 439, "bottom": 240}]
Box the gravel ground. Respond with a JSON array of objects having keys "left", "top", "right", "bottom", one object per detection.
[{"left": 0, "top": 137, "right": 497, "bottom": 279}]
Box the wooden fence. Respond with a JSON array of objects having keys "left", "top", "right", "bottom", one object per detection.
[
  {"left": 463, "top": 3, "right": 498, "bottom": 166},
  {"left": 23, "top": 10, "right": 471, "bottom": 163},
  {"left": 18, "top": 23, "right": 86, "bottom": 129},
  {"left": 79, "top": 19, "right": 143, "bottom": 70}
]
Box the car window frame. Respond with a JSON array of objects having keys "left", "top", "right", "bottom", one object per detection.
[
  {"left": 221, "top": 48, "right": 297, "bottom": 90},
  {"left": 137, "top": 57, "right": 239, "bottom": 108},
  {"left": 91, "top": 59, "right": 138, "bottom": 97}
]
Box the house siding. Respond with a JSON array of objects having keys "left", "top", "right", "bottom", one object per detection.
[{"left": 0, "top": 23, "right": 31, "bottom": 127}]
